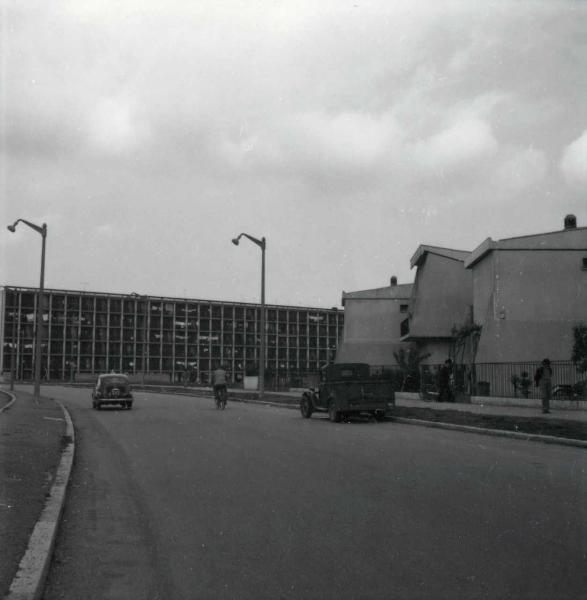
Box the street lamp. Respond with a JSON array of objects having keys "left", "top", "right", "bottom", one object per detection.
[
  {"left": 232, "top": 233, "right": 266, "bottom": 398},
  {"left": 7, "top": 219, "right": 47, "bottom": 403}
]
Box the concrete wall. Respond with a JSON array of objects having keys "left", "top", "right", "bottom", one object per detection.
[
  {"left": 418, "top": 341, "right": 451, "bottom": 365},
  {"left": 496, "top": 250, "right": 587, "bottom": 321},
  {"left": 471, "top": 252, "right": 495, "bottom": 325},
  {"left": 409, "top": 253, "right": 473, "bottom": 338},
  {"left": 472, "top": 246, "right": 587, "bottom": 362},
  {"left": 337, "top": 294, "right": 411, "bottom": 365},
  {"left": 343, "top": 298, "right": 407, "bottom": 342}
]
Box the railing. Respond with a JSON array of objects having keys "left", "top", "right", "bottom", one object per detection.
[
  {"left": 12, "top": 361, "right": 585, "bottom": 400},
  {"left": 421, "top": 361, "right": 586, "bottom": 400}
]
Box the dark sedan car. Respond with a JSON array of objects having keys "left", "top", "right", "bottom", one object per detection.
[{"left": 92, "top": 373, "right": 134, "bottom": 410}]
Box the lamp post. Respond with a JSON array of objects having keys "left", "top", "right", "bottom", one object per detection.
[
  {"left": 232, "top": 233, "right": 266, "bottom": 398},
  {"left": 7, "top": 219, "right": 47, "bottom": 403}
]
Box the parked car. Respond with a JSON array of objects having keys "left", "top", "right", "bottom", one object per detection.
[
  {"left": 300, "top": 363, "right": 395, "bottom": 422},
  {"left": 92, "top": 373, "right": 134, "bottom": 410}
]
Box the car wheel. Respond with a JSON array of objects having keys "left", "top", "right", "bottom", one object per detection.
[
  {"left": 127, "top": 401, "right": 133, "bottom": 410},
  {"left": 374, "top": 411, "right": 386, "bottom": 422},
  {"left": 328, "top": 402, "right": 341, "bottom": 423},
  {"left": 300, "top": 396, "right": 313, "bottom": 418},
  {"left": 95, "top": 401, "right": 101, "bottom": 411}
]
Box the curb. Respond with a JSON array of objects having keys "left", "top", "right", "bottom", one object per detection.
[
  {"left": 392, "top": 416, "right": 587, "bottom": 449},
  {"left": 5, "top": 400, "right": 75, "bottom": 600},
  {"left": 236, "top": 397, "right": 587, "bottom": 448},
  {"left": 0, "top": 390, "right": 17, "bottom": 413}
]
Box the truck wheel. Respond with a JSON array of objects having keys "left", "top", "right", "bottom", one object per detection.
[
  {"left": 328, "top": 403, "right": 341, "bottom": 423},
  {"left": 300, "top": 396, "right": 313, "bottom": 418}
]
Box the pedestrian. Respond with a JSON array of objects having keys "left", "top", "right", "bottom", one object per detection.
[
  {"left": 438, "top": 359, "right": 454, "bottom": 402},
  {"left": 534, "top": 358, "right": 553, "bottom": 414}
]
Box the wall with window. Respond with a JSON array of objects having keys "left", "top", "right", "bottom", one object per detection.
[{"left": 1, "top": 287, "right": 344, "bottom": 385}]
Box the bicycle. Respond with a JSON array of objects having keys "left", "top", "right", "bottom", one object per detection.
[{"left": 214, "top": 385, "right": 227, "bottom": 410}]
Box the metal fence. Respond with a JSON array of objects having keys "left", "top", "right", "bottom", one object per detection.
[
  {"left": 10, "top": 361, "right": 586, "bottom": 399},
  {"left": 421, "top": 360, "right": 586, "bottom": 400}
]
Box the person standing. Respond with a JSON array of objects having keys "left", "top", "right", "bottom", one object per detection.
[
  {"left": 438, "top": 359, "right": 454, "bottom": 403},
  {"left": 534, "top": 358, "right": 553, "bottom": 414}
]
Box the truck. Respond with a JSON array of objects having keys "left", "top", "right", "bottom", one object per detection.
[{"left": 300, "top": 363, "right": 395, "bottom": 422}]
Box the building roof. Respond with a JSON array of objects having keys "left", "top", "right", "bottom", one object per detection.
[
  {"left": 2, "top": 285, "right": 343, "bottom": 313},
  {"left": 410, "top": 245, "right": 470, "bottom": 269},
  {"left": 341, "top": 283, "right": 413, "bottom": 305},
  {"left": 465, "top": 226, "right": 587, "bottom": 269}
]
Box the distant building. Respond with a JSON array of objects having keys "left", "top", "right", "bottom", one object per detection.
[
  {"left": 401, "top": 246, "right": 473, "bottom": 364},
  {"left": 0, "top": 286, "right": 344, "bottom": 385},
  {"left": 464, "top": 214, "right": 587, "bottom": 363},
  {"left": 336, "top": 276, "right": 413, "bottom": 367}
]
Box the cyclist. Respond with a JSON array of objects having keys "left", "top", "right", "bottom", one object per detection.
[{"left": 212, "top": 364, "right": 228, "bottom": 407}]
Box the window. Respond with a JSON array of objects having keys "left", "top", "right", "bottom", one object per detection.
[
  {"left": 400, "top": 304, "right": 409, "bottom": 313},
  {"left": 582, "top": 257, "right": 587, "bottom": 270}
]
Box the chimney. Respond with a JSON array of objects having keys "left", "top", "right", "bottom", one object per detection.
[
  {"left": 390, "top": 276, "right": 398, "bottom": 287},
  {"left": 564, "top": 214, "right": 577, "bottom": 230}
]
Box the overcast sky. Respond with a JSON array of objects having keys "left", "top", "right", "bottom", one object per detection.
[{"left": 1, "top": 0, "right": 586, "bottom": 309}]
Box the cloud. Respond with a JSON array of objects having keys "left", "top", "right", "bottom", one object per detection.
[
  {"left": 495, "top": 146, "right": 549, "bottom": 192},
  {"left": 3, "top": 1, "right": 587, "bottom": 306},
  {"left": 560, "top": 129, "right": 587, "bottom": 187},
  {"left": 409, "top": 116, "right": 498, "bottom": 176},
  {"left": 86, "top": 97, "right": 149, "bottom": 155}
]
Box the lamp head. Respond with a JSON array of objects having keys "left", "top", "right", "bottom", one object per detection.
[
  {"left": 231, "top": 237, "right": 240, "bottom": 246},
  {"left": 7, "top": 224, "right": 16, "bottom": 233}
]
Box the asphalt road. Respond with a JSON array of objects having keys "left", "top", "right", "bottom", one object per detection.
[{"left": 42, "top": 387, "right": 586, "bottom": 600}]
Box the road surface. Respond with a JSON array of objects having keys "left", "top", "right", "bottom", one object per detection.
[{"left": 42, "top": 387, "right": 587, "bottom": 599}]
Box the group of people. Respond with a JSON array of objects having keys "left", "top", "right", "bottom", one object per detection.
[{"left": 437, "top": 357, "right": 553, "bottom": 414}]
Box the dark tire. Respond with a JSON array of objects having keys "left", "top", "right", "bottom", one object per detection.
[
  {"left": 328, "top": 402, "right": 341, "bottom": 423},
  {"left": 374, "top": 411, "right": 387, "bottom": 422},
  {"left": 95, "top": 401, "right": 101, "bottom": 411},
  {"left": 300, "top": 395, "right": 313, "bottom": 418},
  {"left": 127, "top": 401, "right": 133, "bottom": 410}
]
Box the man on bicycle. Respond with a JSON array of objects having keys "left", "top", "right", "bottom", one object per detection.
[{"left": 212, "top": 364, "right": 228, "bottom": 405}]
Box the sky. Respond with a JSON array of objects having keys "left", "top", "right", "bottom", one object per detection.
[{"left": 1, "top": 0, "right": 586, "bottom": 309}]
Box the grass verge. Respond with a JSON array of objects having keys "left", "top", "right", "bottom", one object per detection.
[{"left": 392, "top": 406, "right": 587, "bottom": 441}]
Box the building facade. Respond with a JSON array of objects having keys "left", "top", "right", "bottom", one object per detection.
[
  {"left": 0, "top": 286, "right": 344, "bottom": 386},
  {"left": 401, "top": 245, "right": 473, "bottom": 365},
  {"left": 464, "top": 215, "right": 587, "bottom": 363},
  {"left": 337, "top": 276, "right": 413, "bottom": 366}
]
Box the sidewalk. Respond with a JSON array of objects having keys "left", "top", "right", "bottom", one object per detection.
[{"left": 0, "top": 388, "right": 70, "bottom": 599}]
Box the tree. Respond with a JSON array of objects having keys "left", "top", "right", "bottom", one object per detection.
[
  {"left": 393, "top": 347, "right": 430, "bottom": 392},
  {"left": 572, "top": 324, "right": 587, "bottom": 374}
]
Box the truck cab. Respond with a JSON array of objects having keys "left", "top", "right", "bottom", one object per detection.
[{"left": 300, "top": 363, "right": 394, "bottom": 422}]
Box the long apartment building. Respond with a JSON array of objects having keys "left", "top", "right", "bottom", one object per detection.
[{"left": 0, "top": 286, "right": 344, "bottom": 385}]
